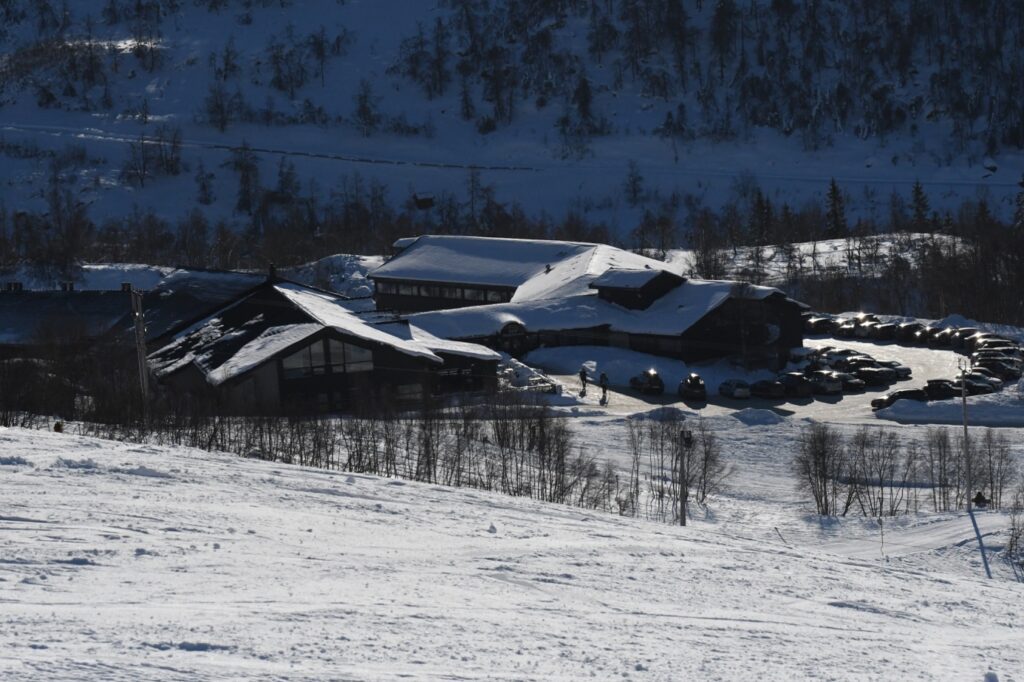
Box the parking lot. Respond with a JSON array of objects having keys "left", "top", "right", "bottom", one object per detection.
[{"left": 548, "top": 336, "right": 965, "bottom": 425}]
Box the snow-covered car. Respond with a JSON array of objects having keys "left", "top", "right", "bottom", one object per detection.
[
  {"left": 718, "top": 380, "right": 751, "bottom": 399},
  {"left": 677, "top": 373, "right": 706, "bottom": 401},
  {"left": 871, "top": 388, "right": 929, "bottom": 410},
  {"left": 629, "top": 369, "right": 665, "bottom": 395},
  {"left": 971, "top": 350, "right": 1022, "bottom": 367},
  {"left": 749, "top": 379, "right": 785, "bottom": 399},
  {"left": 854, "top": 320, "right": 879, "bottom": 338},
  {"left": 803, "top": 316, "right": 833, "bottom": 334},
  {"left": 924, "top": 379, "right": 959, "bottom": 400},
  {"left": 950, "top": 327, "right": 981, "bottom": 349},
  {"left": 927, "top": 327, "right": 956, "bottom": 347}
]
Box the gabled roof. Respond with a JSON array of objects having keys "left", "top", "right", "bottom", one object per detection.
[
  {"left": 371, "top": 235, "right": 597, "bottom": 288},
  {"left": 374, "top": 321, "right": 502, "bottom": 361}
]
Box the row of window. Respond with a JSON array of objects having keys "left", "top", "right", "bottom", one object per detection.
[
  {"left": 281, "top": 338, "right": 373, "bottom": 380},
  {"left": 375, "top": 280, "right": 512, "bottom": 303}
]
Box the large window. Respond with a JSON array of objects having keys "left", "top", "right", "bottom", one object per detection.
[
  {"left": 281, "top": 338, "right": 373, "bottom": 379},
  {"left": 328, "top": 339, "right": 373, "bottom": 373}
]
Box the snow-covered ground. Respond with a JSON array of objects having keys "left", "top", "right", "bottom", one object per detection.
[{"left": 1, "top": 426, "right": 1021, "bottom": 680}]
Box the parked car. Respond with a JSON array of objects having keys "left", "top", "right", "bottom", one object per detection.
[
  {"left": 896, "top": 322, "right": 925, "bottom": 343},
  {"left": 951, "top": 378, "right": 996, "bottom": 396},
  {"left": 855, "top": 320, "right": 880, "bottom": 338},
  {"left": 871, "top": 388, "right": 929, "bottom": 410},
  {"left": 778, "top": 373, "right": 814, "bottom": 398},
  {"left": 875, "top": 360, "right": 912, "bottom": 379},
  {"left": 806, "top": 370, "right": 843, "bottom": 395},
  {"left": 838, "top": 356, "right": 881, "bottom": 372},
  {"left": 924, "top": 379, "right": 960, "bottom": 400},
  {"left": 630, "top": 369, "right": 665, "bottom": 395},
  {"left": 750, "top": 379, "right": 786, "bottom": 399},
  {"left": 971, "top": 350, "right": 1023, "bottom": 367},
  {"left": 804, "top": 316, "right": 834, "bottom": 334},
  {"left": 950, "top": 327, "right": 981, "bottom": 349},
  {"left": 719, "top": 379, "right": 751, "bottom": 399},
  {"left": 853, "top": 312, "right": 879, "bottom": 325},
  {"left": 834, "top": 321, "right": 858, "bottom": 338},
  {"left": 854, "top": 366, "right": 897, "bottom": 386},
  {"left": 927, "top": 327, "right": 956, "bottom": 347},
  {"left": 964, "top": 332, "right": 1010, "bottom": 351},
  {"left": 913, "top": 327, "right": 940, "bottom": 345},
  {"left": 965, "top": 371, "right": 1003, "bottom": 391},
  {"left": 974, "top": 359, "right": 1023, "bottom": 380},
  {"left": 830, "top": 371, "right": 866, "bottom": 392},
  {"left": 973, "top": 341, "right": 1022, "bottom": 358},
  {"left": 969, "top": 366, "right": 1005, "bottom": 390},
  {"left": 873, "top": 322, "right": 897, "bottom": 340},
  {"left": 677, "top": 373, "right": 706, "bottom": 401}
]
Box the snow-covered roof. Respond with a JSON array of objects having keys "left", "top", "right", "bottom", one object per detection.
[
  {"left": 408, "top": 279, "right": 787, "bottom": 340},
  {"left": 372, "top": 235, "right": 597, "bottom": 288},
  {"left": 206, "top": 324, "right": 322, "bottom": 386},
  {"left": 274, "top": 283, "right": 441, "bottom": 362},
  {"left": 589, "top": 268, "right": 672, "bottom": 290},
  {"left": 374, "top": 322, "right": 503, "bottom": 361}
]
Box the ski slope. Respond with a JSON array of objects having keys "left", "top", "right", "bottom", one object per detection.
[{"left": 1, "top": 427, "right": 1021, "bottom": 680}]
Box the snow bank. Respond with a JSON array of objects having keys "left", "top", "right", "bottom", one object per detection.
[
  {"left": 877, "top": 391, "right": 1024, "bottom": 427},
  {"left": 731, "top": 408, "right": 785, "bottom": 426}
]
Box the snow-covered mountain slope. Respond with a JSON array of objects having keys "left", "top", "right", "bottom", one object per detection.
[
  {"left": 1, "top": 0, "right": 1022, "bottom": 238},
  {"left": 1, "top": 426, "right": 1021, "bottom": 680}
]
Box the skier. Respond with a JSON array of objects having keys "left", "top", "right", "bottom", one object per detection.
[
  {"left": 599, "top": 372, "right": 609, "bottom": 405},
  {"left": 973, "top": 491, "right": 989, "bottom": 509},
  {"left": 578, "top": 366, "right": 588, "bottom": 397}
]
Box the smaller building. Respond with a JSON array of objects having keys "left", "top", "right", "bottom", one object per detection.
[
  {"left": 149, "top": 279, "right": 500, "bottom": 415},
  {"left": 589, "top": 268, "right": 685, "bottom": 310}
]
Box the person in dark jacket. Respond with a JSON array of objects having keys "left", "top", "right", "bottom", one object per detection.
[
  {"left": 973, "top": 491, "right": 989, "bottom": 509},
  {"left": 599, "top": 372, "right": 609, "bottom": 403},
  {"left": 578, "top": 366, "right": 588, "bottom": 395}
]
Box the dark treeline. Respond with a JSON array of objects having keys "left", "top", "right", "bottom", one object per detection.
[{"left": 3, "top": 153, "right": 1024, "bottom": 325}]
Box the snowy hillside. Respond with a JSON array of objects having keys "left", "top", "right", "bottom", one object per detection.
[
  {"left": 1, "top": 425, "right": 1021, "bottom": 680},
  {"left": 1, "top": 0, "right": 1023, "bottom": 243}
]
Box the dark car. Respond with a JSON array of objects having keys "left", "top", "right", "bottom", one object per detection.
[
  {"left": 677, "top": 373, "right": 707, "bottom": 401},
  {"left": 804, "top": 316, "right": 834, "bottom": 334},
  {"left": 913, "top": 327, "right": 941, "bottom": 345},
  {"left": 854, "top": 366, "right": 897, "bottom": 386},
  {"left": 971, "top": 350, "right": 1022, "bottom": 367},
  {"left": 924, "top": 379, "right": 960, "bottom": 400},
  {"left": 837, "top": 322, "right": 860, "bottom": 338},
  {"left": 969, "top": 366, "right": 1005, "bottom": 389},
  {"left": 875, "top": 360, "right": 912, "bottom": 379},
  {"left": 951, "top": 378, "right": 996, "bottom": 396},
  {"left": 873, "top": 322, "right": 897, "bottom": 340},
  {"left": 950, "top": 327, "right": 981, "bottom": 349},
  {"left": 778, "top": 373, "right": 814, "bottom": 398},
  {"left": 965, "top": 371, "right": 1003, "bottom": 391},
  {"left": 831, "top": 372, "right": 866, "bottom": 392},
  {"left": 630, "top": 369, "right": 665, "bottom": 395},
  {"left": 750, "top": 379, "right": 786, "bottom": 399},
  {"left": 719, "top": 379, "right": 752, "bottom": 399},
  {"left": 853, "top": 312, "right": 879, "bottom": 325},
  {"left": 973, "top": 341, "right": 1022, "bottom": 358},
  {"left": 806, "top": 370, "right": 843, "bottom": 395},
  {"left": 855, "top": 320, "right": 880, "bottom": 338},
  {"left": 964, "top": 333, "right": 1010, "bottom": 351},
  {"left": 896, "top": 322, "right": 925, "bottom": 343},
  {"left": 927, "top": 327, "right": 956, "bottom": 347},
  {"left": 871, "top": 388, "right": 929, "bottom": 411},
  {"left": 974, "top": 359, "right": 1023, "bottom": 380}
]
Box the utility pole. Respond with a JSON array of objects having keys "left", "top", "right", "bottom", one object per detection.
[
  {"left": 131, "top": 286, "right": 149, "bottom": 412},
  {"left": 960, "top": 358, "right": 992, "bottom": 579}
]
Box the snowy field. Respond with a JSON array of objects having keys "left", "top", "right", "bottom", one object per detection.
[{"left": 1, "top": 427, "right": 1022, "bottom": 681}]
